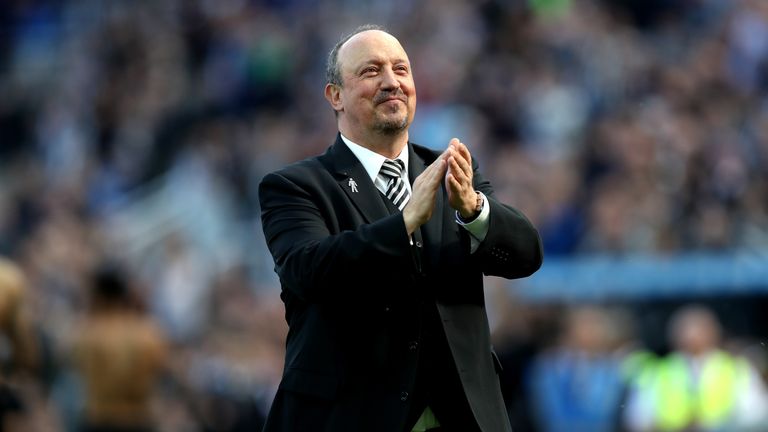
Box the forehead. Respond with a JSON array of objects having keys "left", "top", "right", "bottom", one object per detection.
[{"left": 337, "top": 30, "right": 410, "bottom": 71}]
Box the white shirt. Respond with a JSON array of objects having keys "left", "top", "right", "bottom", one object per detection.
[
  {"left": 340, "top": 134, "right": 489, "bottom": 252},
  {"left": 341, "top": 134, "right": 412, "bottom": 197}
]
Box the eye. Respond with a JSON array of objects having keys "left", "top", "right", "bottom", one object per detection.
[
  {"left": 361, "top": 66, "right": 378, "bottom": 76},
  {"left": 395, "top": 64, "right": 409, "bottom": 73}
]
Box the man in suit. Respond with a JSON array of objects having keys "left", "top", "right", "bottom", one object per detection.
[{"left": 258, "top": 24, "right": 543, "bottom": 432}]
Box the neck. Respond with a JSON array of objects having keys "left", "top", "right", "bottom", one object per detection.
[{"left": 339, "top": 126, "right": 409, "bottom": 159}]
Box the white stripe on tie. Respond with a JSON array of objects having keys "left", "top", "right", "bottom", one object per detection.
[{"left": 379, "top": 159, "right": 410, "bottom": 211}]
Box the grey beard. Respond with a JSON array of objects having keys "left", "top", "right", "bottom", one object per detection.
[{"left": 373, "top": 116, "right": 408, "bottom": 135}]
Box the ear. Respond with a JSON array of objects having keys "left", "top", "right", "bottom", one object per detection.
[{"left": 324, "top": 83, "right": 344, "bottom": 113}]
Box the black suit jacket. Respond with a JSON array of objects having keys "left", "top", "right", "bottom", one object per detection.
[{"left": 258, "top": 135, "right": 543, "bottom": 432}]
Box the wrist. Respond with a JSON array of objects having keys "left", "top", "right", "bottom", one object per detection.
[
  {"left": 458, "top": 191, "right": 483, "bottom": 222},
  {"left": 402, "top": 206, "right": 420, "bottom": 235},
  {"left": 459, "top": 207, "right": 476, "bottom": 220}
]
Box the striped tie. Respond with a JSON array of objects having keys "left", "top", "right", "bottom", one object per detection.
[{"left": 379, "top": 159, "right": 410, "bottom": 210}]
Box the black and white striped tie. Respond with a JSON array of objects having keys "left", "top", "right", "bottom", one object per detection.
[{"left": 379, "top": 159, "right": 410, "bottom": 211}]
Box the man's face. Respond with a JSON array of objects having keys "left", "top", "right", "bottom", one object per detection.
[
  {"left": 331, "top": 30, "right": 416, "bottom": 136},
  {"left": 672, "top": 309, "right": 720, "bottom": 356}
]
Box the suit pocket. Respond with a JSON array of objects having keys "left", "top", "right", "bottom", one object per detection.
[{"left": 279, "top": 367, "right": 339, "bottom": 400}]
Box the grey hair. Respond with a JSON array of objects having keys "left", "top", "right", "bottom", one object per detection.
[{"left": 326, "top": 24, "right": 389, "bottom": 87}]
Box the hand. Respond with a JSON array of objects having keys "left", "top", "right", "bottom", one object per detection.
[
  {"left": 445, "top": 138, "right": 476, "bottom": 219},
  {"left": 402, "top": 151, "right": 448, "bottom": 235}
]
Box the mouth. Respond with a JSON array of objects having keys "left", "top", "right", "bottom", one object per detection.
[
  {"left": 380, "top": 98, "right": 404, "bottom": 106},
  {"left": 374, "top": 93, "right": 407, "bottom": 106}
]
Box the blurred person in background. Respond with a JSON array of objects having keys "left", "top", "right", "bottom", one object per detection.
[
  {"left": 258, "top": 24, "right": 542, "bottom": 432},
  {"left": 527, "top": 306, "right": 630, "bottom": 432},
  {"left": 0, "top": 258, "right": 39, "bottom": 431},
  {"left": 70, "top": 263, "right": 168, "bottom": 432},
  {"left": 624, "top": 305, "right": 768, "bottom": 431},
  {"left": 146, "top": 232, "right": 212, "bottom": 345}
]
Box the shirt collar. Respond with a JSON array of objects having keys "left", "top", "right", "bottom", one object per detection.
[{"left": 340, "top": 133, "right": 409, "bottom": 183}]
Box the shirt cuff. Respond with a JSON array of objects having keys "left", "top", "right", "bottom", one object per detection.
[{"left": 455, "top": 192, "right": 489, "bottom": 243}]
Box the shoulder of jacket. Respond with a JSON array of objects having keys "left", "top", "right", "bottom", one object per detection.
[{"left": 263, "top": 156, "right": 325, "bottom": 182}]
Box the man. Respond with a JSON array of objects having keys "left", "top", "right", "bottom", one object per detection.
[
  {"left": 71, "top": 264, "right": 168, "bottom": 432},
  {"left": 528, "top": 307, "right": 628, "bottom": 432},
  {"left": 259, "top": 24, "right": 542, "bottom": 432}
]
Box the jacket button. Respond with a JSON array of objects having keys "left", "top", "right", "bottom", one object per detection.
[
  {"left": 408, "top": 341, "right": 419, "bottom": 351},
  {"left": 415, "top": 241, "right": 422, "bottom": 248},
  {"left": 400, "top": 391, "right": 409, "bottom": 401}
]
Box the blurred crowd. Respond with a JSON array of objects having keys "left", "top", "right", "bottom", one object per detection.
[{"left": 0, "top": 0, "right": 768, "bottom": 430}]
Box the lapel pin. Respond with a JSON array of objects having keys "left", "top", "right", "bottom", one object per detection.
[{"left": 348, "top": 178, "right": 358, "bottom": 193}]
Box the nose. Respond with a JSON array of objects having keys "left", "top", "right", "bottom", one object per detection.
[{"left": 380, "top": 67, "right": 400, "bottom": 91}]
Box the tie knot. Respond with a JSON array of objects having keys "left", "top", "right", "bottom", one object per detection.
[{"left": 380, "top": 159, "right": 405, "bottom": 179}]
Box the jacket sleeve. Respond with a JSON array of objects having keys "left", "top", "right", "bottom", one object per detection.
[
  {"left": 470, "top": 160, "right": 543, "bottom": 279},
  {"left": 259, "top": 170, "right": 413, "bottom": 303}
]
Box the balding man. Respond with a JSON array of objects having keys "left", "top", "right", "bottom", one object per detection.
[{"left": 258, "top": 24, "right": 542, "bottom": 432}]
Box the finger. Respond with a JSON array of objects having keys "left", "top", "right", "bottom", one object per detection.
[
  {"left": 430, "top": 149, "right": 450, "bottom": 172},
  {"left": 445, "top": 172, "right": 457, "bottom": 193},
  {"left": 449, "top": 152, "right": 471, "bottom": 180},
  {"left": 446, "top": 171, "right": 460, "bottom": 189},
  {"left": 457, "top": 141, "right": 472, "bottom": 167},
  {"left": 446, "top": 156, "right": 460, "bottom": 181},
  {"left": 446, "top": 173, "right": 464, "bottom": 198},
  {"left": 428, "top": 158, "right": 447, "bottom": 187},
  {"left": 421, "top": 152, "right": 445, "bottom": 178},
  {"left": 449, "top": 138, "right": 460, "bottom": 150},
  {"left": 449, "top": 155, "right": 472, "bottom": 184}
]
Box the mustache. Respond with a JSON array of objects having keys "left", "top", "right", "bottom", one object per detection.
[{"left": 373, "top": 90, "right": 407, "bottom": 105}]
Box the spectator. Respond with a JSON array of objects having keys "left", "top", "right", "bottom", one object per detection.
[
  {"left": 0, "top": 257, "right": 40, "bottom": 431},
  {"left": 70, "top": 264, "right": 168, "bottom": 432},
  {"left": 624, "top": 305, "right": 768, "bottom": 431},
  {"left": 528, "top": 306, "right": 630, "bottom": 432}
]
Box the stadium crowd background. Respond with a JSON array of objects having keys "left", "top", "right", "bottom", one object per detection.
[{"left": 1, "top": 0, "right": 768, "bottom": 430}]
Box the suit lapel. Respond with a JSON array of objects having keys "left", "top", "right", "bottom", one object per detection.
[
  {"left": 409, "top": 144, "right": 444, "bottom": 270},
  {"left": 322, "top": 135, "right": 390, "bottom": 224}
]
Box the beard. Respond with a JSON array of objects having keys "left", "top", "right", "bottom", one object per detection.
[
  {"left": 372, "top": 112, "right": 409, "bottom": 135},
  {"left": 371, "top": 90, "right": 410, "bottom": 135}
]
